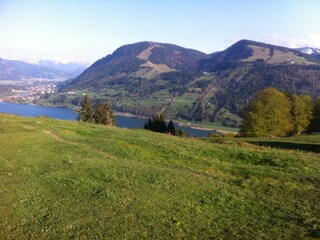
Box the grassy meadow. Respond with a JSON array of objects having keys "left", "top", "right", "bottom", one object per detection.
[
  {"left": 205, "top": 134, "right": 320, "bottom": 153},
  {"left": 0, "top": 114, "right": 319, "bottom": 239}
]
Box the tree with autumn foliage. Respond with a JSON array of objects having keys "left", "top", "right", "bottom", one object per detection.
[
  {"left": 308, "top": 97, "right": 320, "bottom": 133},
  {"left": 290, "top": 94, "right": 314, "bottom": 135},
  {"left": 240, "top": 88, "right": 293, "bottom": 137}
]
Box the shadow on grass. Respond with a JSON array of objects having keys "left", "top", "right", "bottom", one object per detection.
[{"left": 249, "top": 141, "right": 320, "bottom": 153}]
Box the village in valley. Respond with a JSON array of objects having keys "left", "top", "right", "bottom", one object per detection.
[{"left": 0, "top": 80, "right": 57, "bottom": 103}]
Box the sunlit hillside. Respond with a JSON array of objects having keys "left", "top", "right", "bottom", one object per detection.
[{"left": 0, "top": 114, "right": 319, "bottom": 239}]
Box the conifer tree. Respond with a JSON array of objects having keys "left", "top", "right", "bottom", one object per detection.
[
  {"left": 105, "top": 103, "right": 116, "bottom": 126},
  {"left": 80, "top": 95, "right": 94, "bottom": 123},
  {"left": 143, "top": 115, "right": 188, "bottom": 137},
  {"left": 143, "top": 114, "right": 167, "bottom": 133},
  {"left": 167, "top": 120, "right": 176, "bottom": 135},
  {"left": 143, "top": 119, "right": 153, "bottom": 130},
  {"left": 94, "top": 101, "right": 115, "bottom": 126},
  {"left": 153, "top": 114, "right": 167, "bottom": 133}
]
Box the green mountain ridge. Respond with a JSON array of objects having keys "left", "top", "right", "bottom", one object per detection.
[
  {"left": 63, "top": 41, "right": 208, "bottom": 89},
  {"left": 60, "top": 40, "right": 320, "bottom": 127}
]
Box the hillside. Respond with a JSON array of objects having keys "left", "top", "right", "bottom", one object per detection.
[
  {"left": 1, "top": 114, "right": 320, "bottom": 239},
  {"left": 198, "top": 40, "right": 320, "bottom": 116},
  {"left": 58, "top": 40, "right": 320, "bottom": 127},
  {"left": 62, "top": 41, "right": 208, "bottom": 90}
]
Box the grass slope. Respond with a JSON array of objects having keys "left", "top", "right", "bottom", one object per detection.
[
  {"left": 0, "top": 114, "right": 319, "bottom": 239},
  {"left": 206, "top": 134, "right": 320, "bottom": 153}
]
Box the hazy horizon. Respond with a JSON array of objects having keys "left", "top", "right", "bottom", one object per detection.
[{"left": 1, "top": 0, "right": 320, "bottom": 64}]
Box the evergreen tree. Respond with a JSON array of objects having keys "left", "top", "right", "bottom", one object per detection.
[
  {"left": 143, "top": 119, "right": 153, "bottom": 130},
  {"left": 240, "top": 88, "right": 293, "bottom": 137},
  {"left": 143, "top": 116, "right": 188, "bottom": 137},
  {"left": 290, "top": 94, "right": 313, "bottom": 135},
  {"left": 94, "top": 101, "right": 115, "bottom": 126},
  {"left": 80, "top": 95, "right": 94, "bottom": 123},
  {"left": 94, "top": 101, "right": 104, "bottom": 124},
  {"left": 107, "top": 103, "right": 116, "bottom": 126},
  {"left": 143, "top": 114, "right": 167, "bottom": 133},
  {"left": 167, "top": 120, "right": 176, "bottom": 135},
  {"left": 153, "top": 114, "right": 167, "bottom": 133}
]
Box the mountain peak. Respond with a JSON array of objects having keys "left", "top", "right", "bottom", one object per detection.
[
  {"left": 200, "top": 39, "right": 320, "bottom": 71},
  {"left": 297, "top": 47, "right": 320, "bottom": 55},
  {"left": 62, "top": 41, "right": 208, "bottom": 91},
  {"left": 232, "top": 39, "right": 258, "bottom": 46},
  {"left": 60, "top": 39, "right": 320, "bottom": 126},
  {"left": 231, "top": 39, "right": 292, "bottom": 51}
]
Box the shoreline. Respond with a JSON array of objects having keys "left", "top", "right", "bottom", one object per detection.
[
  {"left": 114, "top": 111, "right": 215, "bottom": 131},
  {"left": 175, "top": 122, "right": 214, "bottom": 131},
  {"left": 114, "top": 111, "right": 148, "bottom": 119},
  {"left": 1, "top": 100, "right": 238, "bottom": 133},
  {"left": 115, "top": 111, "right": 237, "bottom": 133}
]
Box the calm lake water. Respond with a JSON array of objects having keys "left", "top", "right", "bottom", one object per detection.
[{"left": 0, "top": 102, "right": 214, "bottom": 137}]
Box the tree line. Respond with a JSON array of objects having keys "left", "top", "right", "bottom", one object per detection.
[
  {"left": 79, "top": 96, "right": 190, "bottom": 137},
  {"left": 240, "top": 88, "right": 319, "bottom": 137},
  {"left": 80, "top": 95, "right": 115, "bottom": 126},
  {"left": 143, "top": 114, "right": 189, "bottom": 137}
]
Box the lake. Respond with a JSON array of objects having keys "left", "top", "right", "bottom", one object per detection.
[{"left": 0, "top": 102, "right": 214, "bottom": 137}]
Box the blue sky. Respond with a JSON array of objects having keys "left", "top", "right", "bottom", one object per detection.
[{"left": 0, "top": 0, "right": 320, "bottom": 63}]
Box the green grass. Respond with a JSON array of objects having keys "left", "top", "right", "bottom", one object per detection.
[
  {"left": 205, "top": 133, "right": 320, "bottom": 152},
  {"left": 279, "top": 134, "right": 320, "bottom": 143},
  {"left": 0, "top": 114, "right": 319, "bottom": 239},
  {"left": 176, "top": 118, "right": 239, "bottom": 132},
  {"left": 243, "top": 45, "right": 317, "bottom": 65},
  {"left": 247, "top": 134, "right": 320, "bottom": 153},
  {"left": 251, "top": 141, "right": 320, "bottom": 153}
]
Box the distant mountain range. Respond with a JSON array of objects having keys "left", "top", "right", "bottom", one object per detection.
[
  {"left": 0, "top": 58, "right": 88, "bottom": 81},
  {"left": 36, "top": 60, "right": 89, "bottom": 76},
  {"left": 59, "top": 39, "right": 320, "bottom": 126}
]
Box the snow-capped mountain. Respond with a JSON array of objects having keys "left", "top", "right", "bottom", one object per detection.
[
  {"left": 296, "top": 47, "right": 320, "bottom": 55},
  {"left": 0, "top": 58, "right": 89, "bottom": 81},
  {"left": 37, "top": 59, "right": 89, "bottom": 76},
  {"left": 0, "top": 58, "right": 69, "bottom": 81}
]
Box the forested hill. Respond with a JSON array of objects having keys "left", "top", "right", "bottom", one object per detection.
[
  {"left": 199, "top": 39, "right": 317, "bottom": 70},
  {"left": 62, "top": 41, "right": 208, "bottom": 90},
  {"left": 60, "top": 40, "right": 320, "bottom": 127}
]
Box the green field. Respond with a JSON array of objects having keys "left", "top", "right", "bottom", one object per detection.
[
  {"left": 1, "top": 114, "right": 319, "bottom": 239},
  {"left": 205, "top": 134, "right": 320, "bottom": 153}
]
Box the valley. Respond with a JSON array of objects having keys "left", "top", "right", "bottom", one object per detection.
[
  {"left": 1, "top": 1, "right": 320, "bottom": 239},
  {"left": 0, "top": 80, "right": 58, "bottom": 103},
  {"left": 58, "top": 40, "right": 320, "bottom": 128},
  {"left": 0, "top": 79, "right": 237, "bottom": 134},
  {"left": 3, "top": 40, "right": 320, "bottom": 131}
]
